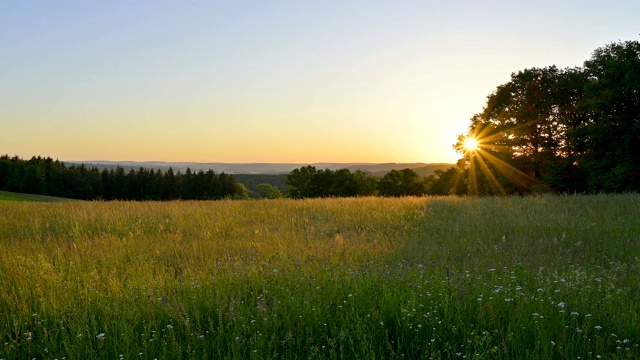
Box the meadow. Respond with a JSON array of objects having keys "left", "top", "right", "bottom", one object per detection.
[
  {"left": 0, "top": 195, "right": 639, "bottom": 359},
  {"left": 0, "top": 191, "right": 74, "bottom": 204}
]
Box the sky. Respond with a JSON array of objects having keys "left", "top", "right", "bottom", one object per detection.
[{"left": 1, "top": 1, "right": 638, "bottom": 164}]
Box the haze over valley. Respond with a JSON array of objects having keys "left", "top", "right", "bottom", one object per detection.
[{"left": 67, "top": 160, "right": 454, "bottom": 176}]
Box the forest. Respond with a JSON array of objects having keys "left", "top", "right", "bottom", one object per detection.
[{"left": 0, "top": 155, "right": 248, "bottom": 201}]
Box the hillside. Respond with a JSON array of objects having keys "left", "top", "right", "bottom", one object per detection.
[{"left": 0, "top": 190, "right": 75, "bottom": 203}]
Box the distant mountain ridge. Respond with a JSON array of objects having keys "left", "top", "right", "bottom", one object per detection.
[{"left": 66, "top": 161, "right": 454, "bottom": 176}]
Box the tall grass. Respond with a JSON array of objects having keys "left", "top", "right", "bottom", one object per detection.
[{"left": 1, "top": 195, "right": 639, "bottom": 359}]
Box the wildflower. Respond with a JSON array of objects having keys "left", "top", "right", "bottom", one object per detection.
[
  {"left": 557, "top": 302, "right": 566, "bottom": 308},
  {"left": 571, "top": 312, "right": 579, "bottom": 315},
  {"left": 380, "top": 321, "right": 384, "bottom": 326},
  {"left": 594, "top": 326, "right": 602, "bottom": 330},
  {"left": 167, "top": 324, "right": 173, "bottom": 329},
  {"left": 551, "top": 341, "right": 556, "bottom": 346},
  {"left": 96, "top": 333, "right": 105, "bottom": 339},
  {"left": 272, "top": 269, "right": 278, "bottom": 273}
]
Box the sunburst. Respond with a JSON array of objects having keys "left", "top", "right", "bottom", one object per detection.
[
  {"left": 463, "top": 137, "right": 478, "bottom": 152},
  {"left": 453, "top": 132, "right": 540, "bottom": 195}
]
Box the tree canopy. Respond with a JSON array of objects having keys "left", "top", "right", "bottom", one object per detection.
[
  {"left": 285, "top": 166, "right": 378, "bottom": 198},
  {"left": 452, "top": 39, "right": 640, "bottom": 195}
]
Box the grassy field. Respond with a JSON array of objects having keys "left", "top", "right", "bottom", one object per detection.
[
  {"left": 0, "top": 191, "right": 74, "bottom": 204},
  {"left": 1, "top": 195, "right": 639, "bottom": 359}
]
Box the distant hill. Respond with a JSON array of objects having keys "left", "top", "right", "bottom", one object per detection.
[
  {"left": 67, "top": 161, "right": 455, "bottom": 175},
  {"left": 361, "top": 163, "right": 454, "bottom": 177}
]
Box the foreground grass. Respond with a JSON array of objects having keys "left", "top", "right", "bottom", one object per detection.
[{"left": 0, "top": 195, "right": 639, "bottom": 359}]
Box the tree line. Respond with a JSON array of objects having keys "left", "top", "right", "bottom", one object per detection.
[
  {"left": 284, "top": 165, "right": 461, "bottom": 198},
  {"left": 0, "top": 155, "right": 456, "bottom": 200},
  {"left": 446, "top": 39, "right": 640, "bottom": 195},
  {"left": 0, "top": 155, "right": 248, "bottom": 200}
]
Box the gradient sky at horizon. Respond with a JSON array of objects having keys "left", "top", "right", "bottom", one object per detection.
[{"left": 1, "top": 1, "right": 638, "bottom": 164}]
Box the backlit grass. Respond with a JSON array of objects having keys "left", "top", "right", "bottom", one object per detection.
[{"left": 1, "top": 195, "right": 639, "bottom": 359}]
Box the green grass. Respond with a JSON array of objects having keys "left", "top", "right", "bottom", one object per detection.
[
  {"left": 1, "top": 195, "right": 639, "bottom": 359},
  {"left": 0, "top": 190, "right": 74, "bottom": 203}
]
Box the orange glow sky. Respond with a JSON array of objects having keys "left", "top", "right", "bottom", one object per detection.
[{"left": 1, "top": 1, "right": 638, "bottom": 164}]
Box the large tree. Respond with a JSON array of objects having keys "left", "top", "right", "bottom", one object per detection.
[
  {"left": 458, "top": 66, "right": 585, "bottom": 194},
  {"left": 457, "top": 39, "right": 640, "bottom": 194},
  {"left": 575, "top": 40, "right": 640, "bottom": 192}
]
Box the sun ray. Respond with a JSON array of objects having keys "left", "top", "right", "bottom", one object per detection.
[{"left": 474, "top": 151, "right": 508, "bottom": 195}]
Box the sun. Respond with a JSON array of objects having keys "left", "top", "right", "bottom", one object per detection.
[{"left": 463, "top": 137, "right": 478, "bottom": 152}]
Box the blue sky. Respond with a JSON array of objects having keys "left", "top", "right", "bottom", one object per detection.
[{"left": 1, "top": 1, "right": 638, "bottom": 163}]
